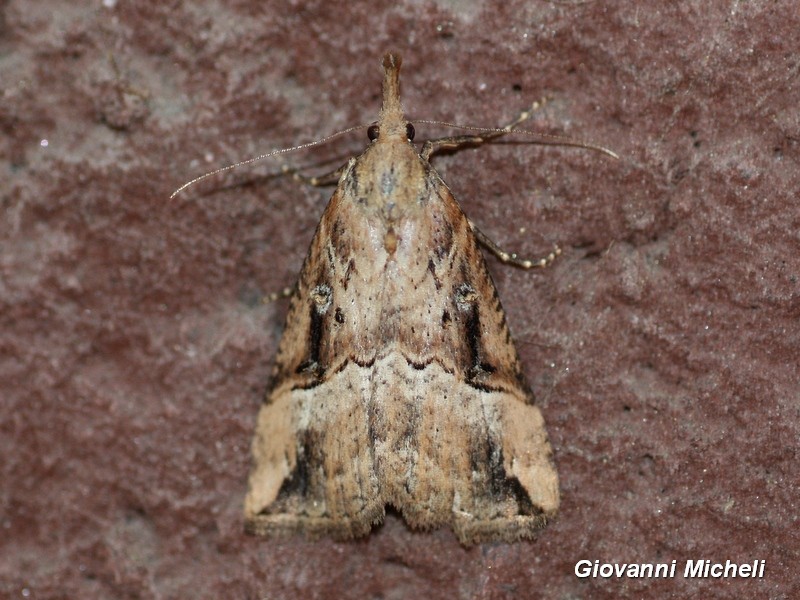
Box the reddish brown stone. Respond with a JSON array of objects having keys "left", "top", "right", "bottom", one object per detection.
[{"left": 1, "top": 1, "right": 796, "bottom": 598}]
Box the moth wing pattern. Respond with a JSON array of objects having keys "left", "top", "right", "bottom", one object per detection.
[{"left": 244, "top": 53, "right": 559, "bottom": 545}]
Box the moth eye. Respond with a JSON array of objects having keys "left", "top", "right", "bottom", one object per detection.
[
  {"left": 367, "top": 124, "right": 380, "bottom": 141},
  {"left": 405, "top": 123, "right": 415, "bottom": 141}
]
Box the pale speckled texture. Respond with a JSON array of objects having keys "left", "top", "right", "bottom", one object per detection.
[{"left": 1, "top": 0, "right": 798, "bottom": 598}]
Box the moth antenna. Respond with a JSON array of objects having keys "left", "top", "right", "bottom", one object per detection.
[
  {"left": 170, "top": 124, "right": 369, "bottom": 199},
  {"left": 416, "top": 119, "right": 619, "bottom": 159}
]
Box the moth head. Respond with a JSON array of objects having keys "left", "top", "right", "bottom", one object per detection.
[{"left": 367, "top": 121, "right": 415, "bottom": 143}]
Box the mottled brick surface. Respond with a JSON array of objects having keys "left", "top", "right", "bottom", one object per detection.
[{"left": 1, "top": 1, "right": 797, "bottom": 598}]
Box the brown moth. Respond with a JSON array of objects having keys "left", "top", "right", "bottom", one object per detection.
[{"left": 244, "top": 53, "right": 559, "bottom": 545}]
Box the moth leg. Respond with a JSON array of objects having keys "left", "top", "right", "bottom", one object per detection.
[
  {"left": 420, "top": 98, "right": 547, "bottom": 161},
  {"left": 281, "top": 163, "right": 346, "bottom": 187},
  {"left": 263, "top": 286, "right": 294, "bottom": 304},
  {"left": 423, "top": 99, "right": 558, "bottom": 269},
  {"left": 469, "top": 218, "right": 560, "bottom": 269}
]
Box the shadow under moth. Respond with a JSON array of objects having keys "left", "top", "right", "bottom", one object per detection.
[{"left": 244, "top": 53, "right": 559, "bottom": 545}]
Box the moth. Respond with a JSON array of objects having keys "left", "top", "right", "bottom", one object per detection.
[{"left": 244, "top": 53, "right": 559, "bottom": 545}]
